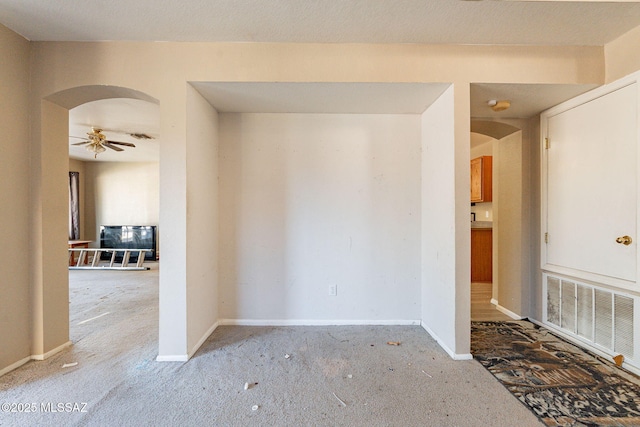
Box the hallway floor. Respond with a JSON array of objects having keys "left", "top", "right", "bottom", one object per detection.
[{"left": 471, "top": 282, "right": 513, "bottom": 321}]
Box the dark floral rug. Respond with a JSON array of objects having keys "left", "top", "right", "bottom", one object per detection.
[{"left": 471, "top": 321, "right": 640, "bottom": 427}]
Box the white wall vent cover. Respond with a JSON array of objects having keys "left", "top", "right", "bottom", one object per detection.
[
  {"left": 576, "top": 284, "right": 593, "bottom": 341},
  {"left": 595, "top": 288, "right": 613, "bottom": 349},
  {"left": 544, "top": 273, "right": 638, "bottom": 367}
]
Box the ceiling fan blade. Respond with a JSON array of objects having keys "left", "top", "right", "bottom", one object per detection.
[
  {"left": 71, "top": 141, "right": 90, "bottom": 146},
  {"left": 103, "top": 142, "right": 124, "bottom": 152},
  {"left": 106, "top": 140, "right": 136, "bottom": 148},
  {"left": 70, "top": 135, "right": 87, "bottom": 140}
]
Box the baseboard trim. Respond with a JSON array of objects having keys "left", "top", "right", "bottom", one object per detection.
[
  {"left": 31, "top": 341, "right": 72, "bottom": 361},
  {"left": 156, "top": 354, "right": 189, "bottom": 362},
  {"left": 219, "top": 319, "right": 421, "bottom": 326},
  {"left": 495, "top": 304, "right": 523, "bottom": 320},
  {"left": 187, "top": 321, "right": 220, "bottom": 359},
  {"left": 2, "top": 341, "right": 73, "bottom": 377},
  {"left": 156, "top": 321, "right": 220, "bottom": 362},
  {"left": 420, "top": 322, "right": 472, "bottom": 361},
  {"left": 0, "top": 355, "right": 32, "bottom": 378},
  {"left": 490, "top": 299, "right": 523, "bottom": 320}
]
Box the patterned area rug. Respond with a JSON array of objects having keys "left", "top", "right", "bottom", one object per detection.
[{"left": 471, "top": 321, "right": 640, "bottom": 427}]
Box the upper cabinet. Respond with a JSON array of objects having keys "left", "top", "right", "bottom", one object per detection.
[{"left": 470, "top": 156, "right": 492, "bottom": 203}]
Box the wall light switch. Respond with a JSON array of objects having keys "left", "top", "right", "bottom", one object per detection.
[{"left": 329, "top": 285, "right": 337, "bottom": 296}]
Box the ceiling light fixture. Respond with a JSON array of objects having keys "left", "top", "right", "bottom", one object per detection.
[
  {"left": 487, "top": 99, "right": 511, "bottom": 112},
  {"left": 86, "top": 142, "right": 107, "bottom": 157},
  {"left": 71, "top": 127, "right": 137, "bottom": 158}
]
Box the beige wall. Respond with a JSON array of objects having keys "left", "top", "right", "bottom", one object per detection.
[
  {"left": 68, "top": 160, "right": 159, "bottom": 249},
  {"left": 26, "top": 41, "right": 607, "bottom": 361},
  {"left": 218, "top": 112, "right": 422, "bottom": 323},
  {"left": 0, "top": 35, "right": 610, "bottom": 370},
  {"left": 68, "top": 159, "right": 159, "bottom": 253},
  {"left": 421, "top": 86, "right": 461, "bottom": 356},
  {"left": 475, "top": 119, "right": 534, "bottom": 321},
  {"left": 605, "top": 25, "right": 640, "bottom": 83},
  {"left": 496, "top": 130, "right": 525, "bottom": 315},
  {"left": 0, "top": 24, "right": 31, "bottom": 373},
  {"left": 185, "top": 85, "right": 219, "bottom": 357},
  {"left": 33, "top": 101, "right": 71, "bottom": 357},
  {"left": 83, "top": 161, "right": 159, "bottom": 245}
]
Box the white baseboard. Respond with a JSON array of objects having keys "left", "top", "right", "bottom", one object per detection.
[
  {"left": 156, "top": 354, "right": 189, "bottom": 362},
  {"left": 219, "top": 319, "right": 421, "bottom": 326},
  {"left": 31, "top": 341, "right": 72, "bottom": 361},
  {"left": 421, "top": 322, "right": 472, "bottom": 361},
  {"left": 156, "top": 321, "right": 220, "bottom": 362},
  {"left": 491, "top": 299, "right": 523, "bottom": 320},
  {"left": 188, "top": 321, "right": 219, "bottom": 359},
  {"left": 0, "top": 355, "right": 31, "bottom": 378},
  {"left": 1, "top": 341, "right": 72, "bottom": 377}
]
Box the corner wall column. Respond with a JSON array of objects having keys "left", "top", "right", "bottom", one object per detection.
[{"left": 31, "top": 100, "right": 71, "bottom": 358}]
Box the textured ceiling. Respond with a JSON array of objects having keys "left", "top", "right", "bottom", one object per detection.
[
  {"left": 191, "top": 82, "right": 451, "bottom": 114},
  {"left": 1, "top": 0, "right": 640, "bottom": 45},
  {"left": 469, "top": 83, "right": 599, "bottom": 119}
]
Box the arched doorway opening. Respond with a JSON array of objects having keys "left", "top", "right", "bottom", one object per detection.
[
  {"left": 470, "top": 119, "right": 531, "bottom": 323},
  {"left": 32, "top": 85, "right": 159, "bottom": 359}
]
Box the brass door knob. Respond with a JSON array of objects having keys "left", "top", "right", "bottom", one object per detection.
[{"left": 616, "top": 235, "right": 633, "bottom": 245}]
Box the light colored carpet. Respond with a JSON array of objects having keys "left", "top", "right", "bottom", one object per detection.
[{"left": 0, "top": 264, "right": 541, "bottom": 426}]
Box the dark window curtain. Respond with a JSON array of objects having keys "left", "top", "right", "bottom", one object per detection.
[{"left": 69, "top": 171, "right": 80, "bottom": 240}]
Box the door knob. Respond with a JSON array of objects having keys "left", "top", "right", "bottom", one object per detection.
[{"left": 616, "top": 235, "right": 633, "bottom": 245}]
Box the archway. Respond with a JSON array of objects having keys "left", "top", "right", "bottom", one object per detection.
[
  {"left": 32, "top": 85, "right": 159, "bottom": 359},
  {"left": 470, "top": 119, "right": 529, "bottom": 322}
]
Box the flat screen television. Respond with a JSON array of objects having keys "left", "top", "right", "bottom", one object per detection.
[{"left": 100, "top": 225, "right": 157, "bottom": 261}]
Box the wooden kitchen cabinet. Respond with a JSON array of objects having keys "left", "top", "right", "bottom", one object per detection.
[
  {"left": 470, "top": 156, "right": 492, "bottom": 203},
  {"left": 471, "top": 228, "right": 492, "bottom": 282}
]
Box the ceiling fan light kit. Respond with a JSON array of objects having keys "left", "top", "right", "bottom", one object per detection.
[
  {"left": 86, "top": 143, "right": 106, "bottom": 157},
  {"left": 71, "top": 127, "right": 137, "bottom": 158}
]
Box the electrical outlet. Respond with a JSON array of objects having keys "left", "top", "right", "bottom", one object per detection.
[{"left": 329, "top": 285, "right": 337, "bottom": 296}]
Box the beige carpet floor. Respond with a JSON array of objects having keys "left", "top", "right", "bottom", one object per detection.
[{"left": 0, "top": 265, "right": 542, "bottom": 426}]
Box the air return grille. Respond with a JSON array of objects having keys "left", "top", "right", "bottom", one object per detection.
[
  {"left": 544, "top": 274, "right": 635, "bottom": 360},
  {"left": 576, "top": 284, "right": 593, "bottom": 341},
  {"left": 561, "top": 280, "right": 576, "bottom": 331},
  {"left": 595, "top": 289, "right": 613, "bottom": 349},
  {"left": 615, "top": 294, "right": 634, "bottom": 357},
  {"left": 547, "top": 277, "right": 560, "bottom": 326}
]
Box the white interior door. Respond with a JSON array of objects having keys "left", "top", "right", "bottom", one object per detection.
[{"left": 546, "top": 83, "right": 637, "bottom": 282}]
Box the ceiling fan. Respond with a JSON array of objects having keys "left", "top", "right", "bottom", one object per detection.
[{"left": 70, "top": 127, "right": 136, "bottom": 158}]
